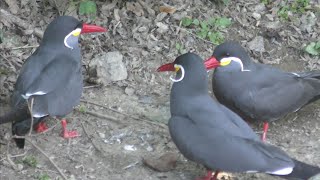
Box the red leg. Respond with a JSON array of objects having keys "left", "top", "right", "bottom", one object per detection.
[
  {"left": 261, "top": 122, "right": 269, "bottom": 142},
  {"left": 61, "top": 119, "right": 79, "bottom": 138},
  {"left": 211, "top": 171, "right": 220, "bottom": 180},
  {"left": 35, "top": 121, "right": 48, "bottom": 133},
  {"left": 196, "top": 171, "right": 213, "bottom": 180}
]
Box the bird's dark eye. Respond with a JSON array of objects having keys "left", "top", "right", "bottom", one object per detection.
[{"left": 226, "top": 53, "right": 230, "bottom": 57}]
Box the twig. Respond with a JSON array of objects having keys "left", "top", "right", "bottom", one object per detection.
[
  {"left": 123, "top": 161, "right": 140, "bottom": 170},
  {"left": 11, "top": 45, "right": 39, "bottom": 50},
  {"left": 6, "top": 140, "right": 19, "bottom": 170},
  {"left": 25, "top": 138, "right": 68, "bottom": 180},
  {"left": 171, "top": 25, "right": 215, "bottom": 45},
  {"left": 27, "top": 97, "right": 34, "bottom": 136},
  {"left": 80, "top": 99, "right": 167, "bottom": 129},
  {"left": 80, "top": 121, "right": 103, "bottom": 154},
  {"left": 77, "top": 109, "right": 121, "bottom": 124},
  {"left": 83, "top": 84, "right": 102, "bottom": 89},
  {"left": 0, "top": 9, "right": 44, "bottom": 38}
]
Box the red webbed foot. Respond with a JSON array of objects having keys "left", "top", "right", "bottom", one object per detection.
[
  {"left": 61, "top": 119, "right": 79, "bottom": 138},
  {"left": 35, "top": 121, "right": 48, "bottom": 133}
]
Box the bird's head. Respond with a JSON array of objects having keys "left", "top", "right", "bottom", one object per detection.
[
  {"left": 157, "top": 53, "right": 211, "bottom": 94},
  {"left": 42, "top": 16, "right": 106, "bottom": 49},
  {"left": 204, "top": 41, "right": 251, "bottom": 72}
]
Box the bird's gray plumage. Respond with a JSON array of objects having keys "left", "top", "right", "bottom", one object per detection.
[
  {"left": 0, "top": 16, "right": 84, "bottom": 148},
  {"left": 212, "top": 41, "right": 320, "bottom": 122},
  {"left": 168, "top": 53, "right": 294, "bottom": 174}
]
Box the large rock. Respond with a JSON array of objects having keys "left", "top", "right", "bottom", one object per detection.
[
  {"left": 248, "top": 36, "right": 265, "bottom": 52},
  {"left": 90, "top": 51, "right": 128, "bottom": 84}
]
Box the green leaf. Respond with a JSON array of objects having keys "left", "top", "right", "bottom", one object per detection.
[
  {"left": 315, "top": 41, "right": 320, "bottom": 49},
  {"left": 208, "top": 31, "right": 224, "bottom": 45},
  {"left": 192, "top": 19, "right": 200, "bottom": 26},
  {"left": 196, "top": 28, "right": 208, "bottom": 39},
  {"left": 181, "top": 17, "right": 193, "bottom": 27},
  {"left": 200, "top": 21, "right": 208, "bottom": 30},
  {"left": 38, "top": 174, "right": 51, "bottom": 180},
  {"left": 305, "top": 42, "right": 320, "bottom": 56},
  {"left": 23, "top": 156, "right": 37, "bottom": 168},
  {"left": 215, "top": 17, "right": 232, "bottom": 28},
  {"left": 175, "top": 43, "right": 181, "bottom": 50},
  {"left": 222, "top": 0, "right": 230, "bottom": 5},
  {"left": 79, "top": 1, "right": 97, "bottom": 17},
  {"left": 207, "top": 18, "right": 216, "bottom": 26}
]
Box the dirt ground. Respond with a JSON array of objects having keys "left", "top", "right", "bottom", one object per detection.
[{"left": 0, "top": 0, "right": 319, "bottom": 180}]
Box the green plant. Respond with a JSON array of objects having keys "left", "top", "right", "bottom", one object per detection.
[
  {"left": 261, "top": 0, "right": 270, "bottom": 5},
  {"left": 38, "top": 174, "right": 51, "bottom": 180},
  {"left": 78, "top": 105, "right": 86, "bottom": 113},
  {"left": 277, "top": 0, "right": 310, "bottom": 20},
  {"left": 304, "top": 41, "right": 320, "bottom": 56},
  {"left": 175, "top": 43, "right": 187, "bottom": 54},
  {"left": 208, "top": 32, "right": 224, "bottom": 45},
  {"left": 79, "top": 0, "right": 97, "bottom": 18},
  {"left": 22, "top": 156, "right": 37, "bottom": 168},
  {"left": 181, "top": 16, "right": 232, "bottom": 45},
  {"left": 278, "top": 5, "right": 289, "bottom": 20},
  {"left": 292, "top": 0, "right": 310, "bottom": 13}
]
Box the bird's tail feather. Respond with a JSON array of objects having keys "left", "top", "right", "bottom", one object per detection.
[
  {"left": 296, "top": 71, "right": 320, "bottom": 79},
  {"left": 0, "top": 103, "right": 29, "bottom": 124},
  {"left": 279, "top": 159, "right": 320, "bottom": 180}
]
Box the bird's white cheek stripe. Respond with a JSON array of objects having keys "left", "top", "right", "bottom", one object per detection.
[
  {"left": 64, "top": 32, "right": 73, "bottom": 49},
  {"left": 170, "top": 65, "right": 185, "bottom": 83},
  {"left": 221, "top": 57, "right": 250, "bottom": 72}
]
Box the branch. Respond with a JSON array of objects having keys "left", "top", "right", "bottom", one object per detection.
[{"left": 25, "top": 138, "right": 68, "bottom": 180}]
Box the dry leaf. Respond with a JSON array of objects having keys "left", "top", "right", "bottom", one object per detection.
[{"left": 159, "top": 6, "right": 176, "bottom": 14}]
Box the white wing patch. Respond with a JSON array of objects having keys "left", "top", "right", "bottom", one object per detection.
[
  {"left": 266, "top": 167, "right": 293, "bottom": 175},
  {"left": 25, "top": 91, "right": 46, "bottom": 97},
  {"left": 291, "top": 72, "right": 300, "bottom": 77},
  {"left": 33, "top": 113, "right": 48, "bottom": 118}
]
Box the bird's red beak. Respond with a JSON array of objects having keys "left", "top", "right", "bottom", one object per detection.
[
  {"left": 157, "top": 63, "right": 175, "bottom": 72},
  {"left": 204, "top": 56, "right": 220, "bottom": 69},
  {"left": 81, "top": 23, "right": 107, "bottom": 34}
]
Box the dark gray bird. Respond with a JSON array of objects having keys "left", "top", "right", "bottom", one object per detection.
[
  {"left": 0, "top": 16, "right": 106, "bottom": 148},
  {"left": 157, "top": 52, "right": 320, "bottom": 180},
  {"left": 206, "top": 41, "right": 320, "bottom": 141}
]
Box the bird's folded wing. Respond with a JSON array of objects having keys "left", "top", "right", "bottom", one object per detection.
[{"left": 21, "top": 57, "right": 79, "bottom": 98}]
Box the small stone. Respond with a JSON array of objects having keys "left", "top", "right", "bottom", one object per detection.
[
  {"left": 252, "top": 12, "right": 261, "bottom": 20},
  {"left": 143, "top": 152, "right": 178, "bottom": 172},
  {"left": 248, "top": 36, "right": 265, "bottom": 52},
  {"left": 69, "top": 175, "right": 76, "bottom": 180},
  {"left": 125, "top": 87, "right": 135, "bottom": 96},
  {"left": 16, "top": 164, "right": 24, "bottom": 171},
  {"left": 156, "top": 22, "right": 168, "bottom": 34},
  {"left": 265, "top": 14, "right": 274, "bottom": 21},
  {"left": 138, "top": 26, "right": 147, "bottom": 32},
  {"left": 124, "top": 145, "right": 137, "bottom": 151},
  {"left": 155, "top": 12, "right": 168, "bottom": 22},
  {"left": 172, "top": 12, "right": 188, "bottom": 21},
  {"left": 146, "top": 145, "right": 153, "bottom": 152},
  {"left": 265, "top": 21, "right": 281, "bottom": 29},
  {"left": 254, "top": 3, "right": 266, "bottom": 12},
  {"left": 98, "top": 132, "right": 106, "bottom": 139}
]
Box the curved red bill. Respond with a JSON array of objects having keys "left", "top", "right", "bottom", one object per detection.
[
  {"left": 81, "top": 23, "right": 107, "bottom": 34},
  {"left": 157, "top": 63, "right": 175, "bottom": 72},
  {"left": 204, "top": 56, "right": 220, "bottom": 69}
]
